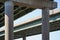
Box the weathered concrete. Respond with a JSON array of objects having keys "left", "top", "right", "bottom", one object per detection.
[
  {"left": 42, "top": 8, "right": 49, "bottom": 40},
  {"left": 5, "top": 1, "right": 14, "bottom": 40}
]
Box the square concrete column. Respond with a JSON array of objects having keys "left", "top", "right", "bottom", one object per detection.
[
  {"left": 5, "top": 1, "right": 14, "bottom": 40},
  {"left": 23, "top": 36, "right": 26, "bottom": 40},
  {"left": 42, "top": 8, "right": 50, "bottom": 40}
]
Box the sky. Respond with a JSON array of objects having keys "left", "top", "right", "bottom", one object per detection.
[
  {"left": 15, "top": 0, "right": 60, "bottom": 40},
  {"left": 0, "top": 0, "right": 60, "bottom": 40}
]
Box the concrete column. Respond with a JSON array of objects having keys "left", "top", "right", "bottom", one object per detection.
[
  {"left": 5, "top": 1, "right": 14, "bottom": 40},
  {"left": 42, "top": 8, "right": 50, "bottom": 40},
  {"left": 23, "top": 36, "right": 26, "bottom": 40}
]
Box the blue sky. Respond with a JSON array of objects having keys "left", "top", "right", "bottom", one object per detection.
[{"left": 15, "top": 0, "right": 60, "bottom": 40}]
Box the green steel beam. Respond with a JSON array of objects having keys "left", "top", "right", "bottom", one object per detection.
[
  {"left": 14, "top": 13, "right": 60, "bottom": 31},
  {"left": 0, "top": 12, "right": 60, "bottom": 39}
]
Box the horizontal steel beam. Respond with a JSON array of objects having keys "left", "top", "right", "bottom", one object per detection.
[
  {"left": 13, "top": 13, "right": 60, "bottom": 32},
  {"left": 0, "top": 13, "right": 60, "bottom": 39},
  {"left": 0, "top": 20, "right": 60, "bottom": 40}
]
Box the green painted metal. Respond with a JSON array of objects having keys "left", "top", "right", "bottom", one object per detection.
[
  {"left": 14, "top": 13, "right": 60, "bottom": 31},
  {"left": 0, "top": 13, "right": 60, "bottom": 37}
]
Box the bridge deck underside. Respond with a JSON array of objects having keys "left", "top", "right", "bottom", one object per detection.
[{"left": 0, "top": 2, "right": 35, "bottom": 27}]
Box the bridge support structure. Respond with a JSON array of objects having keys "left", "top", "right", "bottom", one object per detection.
[
  {"left": 5, "top": 0, "right": 14, "bottom": 40},
  {"left": 42, "top": 8, "right": 49, "bottom": 40},
  {"left": 4, "top": 0, "right": 57, "bottom": 40}
]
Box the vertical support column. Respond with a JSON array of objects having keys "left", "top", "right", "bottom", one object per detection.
[
  {"left": 23, "top": 36, "right": 26, "bottom": 40},
  {"left": 42, "top": 8, "right": 49, "bottom": 40},
  {"left": 5, "top": 1, "right": 14, "bottom": 40}
]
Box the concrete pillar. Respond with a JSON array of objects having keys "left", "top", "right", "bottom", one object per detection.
[
  {"left": 5, "top": 1, "right": 14, "bottom": 40},
  {"left": 42, "top": 8, "right": 50, "bottom": 40},
  {"left": 23, "top": 36, "right": 26, "bottom": 40}
]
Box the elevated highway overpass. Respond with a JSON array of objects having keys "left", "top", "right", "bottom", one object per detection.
[
  {"left": 0, "top": 0, "right": 59, "bottom": 40},
  {"left": 0, "top": 9, "right": 60, "bottom": 40}
]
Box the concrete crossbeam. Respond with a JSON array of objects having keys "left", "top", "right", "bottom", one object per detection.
[
  {"left": 13, "top": 0, "right": 57, "bottom": 9},
  {"left": 0, "top": 0, "right": 57, "bottom": 9}
]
